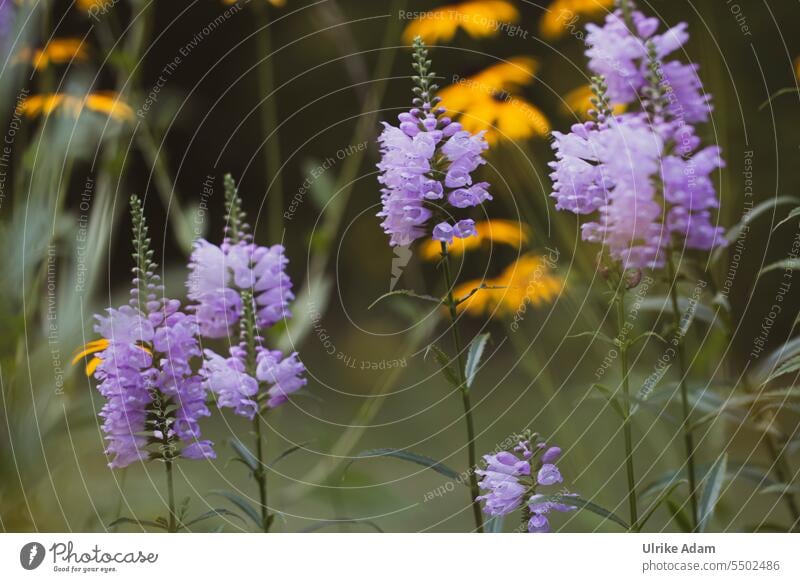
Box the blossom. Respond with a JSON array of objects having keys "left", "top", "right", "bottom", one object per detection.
[
  {"left": 377, "top": 40, "right": 492, "bottom": 247},
  {"left": 187, "top": 239, "right": 293, "bottom": 337},
  {"left": 200, "top": 348, "right": 259, "bottom": 420},
  {"left": 402, "top": 1, "right": 519, "bottom": 44},
  {"left": 256, "top": 350, "right": 307, "bottom": 409},
  {"left": 549, "top": 114, "right": 724, "bottom": 268},
  {"left": 79, "top": 197, "right": 215, "bottom": 468},
  {"left": 476, "top": 436, "right": 577, "bottom": 533},
  {"left": 585, "top": 5, "right": 711, "bottom": 122},
  {"left": 438, "top": 57, "right": 550, "bottom": 144},
  {"left": 476, "top": 450, "right": 531, "bottom": 516}
]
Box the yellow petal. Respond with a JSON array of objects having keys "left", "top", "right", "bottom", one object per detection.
[
  {"left": 540, "top": 0, "right": 614, "bottom": 40},
  {"left": 402, "top": 1, "right": 518, "bottom": 44}
]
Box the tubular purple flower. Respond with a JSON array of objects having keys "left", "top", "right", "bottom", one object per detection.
[
  {"left": 200, "top": 348, "right": 259, "bottom": 420},
  {"left": 187, "top": 240, "right": 294, "bottom": 337},
  {"left": 256, "top": 349, "right": 307, "bottom": 409}
]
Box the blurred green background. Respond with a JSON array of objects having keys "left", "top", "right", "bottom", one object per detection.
[{"left": 1, "top": 0, "right": 799, "bottom": 532}]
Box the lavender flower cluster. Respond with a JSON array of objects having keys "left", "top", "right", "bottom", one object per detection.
[
  {"left": 476, "top": 437, "right": 577, "bottom": 533},
  {"left": 377, "top": 38, "right": 491, "bottom": 247},
  {"left": 550, "top": 2, "right": 725, "bottom": 269},
  {"left": 87, "top": 187, "right": 306, "bottom": 469}
]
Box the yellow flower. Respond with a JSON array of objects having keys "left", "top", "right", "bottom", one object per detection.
[
  {"left": 562, "top": 84, "right": 627, "bottom": 120},
  {"left": 402, "top": 1, "right": 519, "bottom": 44},
  {"left": 71, "top": 339, "right": 108, "bottom": 376},
  {"left": 76, "top": 0, "right": 116, "bottom": 11},
  {"left": 539, "top": 0, "right": 614, "bottom": 40},
  {"left": 454, "top": 253, "right": 562, "bottom": 317},
  {"left": 72, "top": 339, "right": 152, "bottom": 376},
  {"left": 221, "top": 0, "right": 286, "bottom": 6},
  {"left": 14, "top": 38, "right": 89, "bottom": 70},
  {"left": 438, "top": 57, "right": 550, "bottom": 143},
  {"left": 420, "top": 219, "right": 531, "bottom": 260},
  {"left": 20, "top": 92, "right": 134, "bottom": 122}
]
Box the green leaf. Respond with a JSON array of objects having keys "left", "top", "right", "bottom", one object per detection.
[
  {"left": 631, "top": 331, "right": 668, "bottom": 346},
  {"left": 773, "top": 206, "right": 800, "bottom": 231},
  {"left": 302, "top": 159, "right": 338, "bottom": 211},
  {"left": 713, "top": 196, "right": 799, "bottom": 262},
  {"left": 759, "top": 483, "right": 800, "bottom": 496},
  {"left": 368, "top": 289, "right": 441, "bottom": 310},
  {"left": 766, "top": 355, "right": 800, "bottom": 383},
  {"left": 108, "top": 517, "right": 168, "bottom": 531},
  {"left": 301, "top": 518, "right": 384, "bottom": 533},
  {"left": 465, "top": 333, "right": 490, "bottom": 390},
  {"left": 759, "top": 258, "right": 800, "bottom": 278},
  {"left": 425, "top": 344, "right": 460, "bottom": 388},
  {"left": 567, "top": 331, "right": 615, "bottom": 345},
  {"left": 210, "top": 490, "right": 263, "bottom": 528},
  {"left": 665, "top": 499, "right": 693, "bottom": 533},
  {"left": 185, "top": 508, "right": 244, "bottom": 528},
  {"left": 698, "top": 453, "right": 728, "bottom": 532},
  {"left": 485, "top": 514, "right": 505, "bottom": 533},
  {"left": 533, "top": 495, "right": 629, "bottom": 530},
  {"left": 589, "top": 383, "right": 626, "bottom": 420},
  {"left": 269, "top": 442, "right": 311, "bottom": 468},
  {"left": 637, "top": 480, "right": 687, "bottom": 530},
  {"left": 350, "top": 448, "right": 462, "bottom": 481},
  {"left": 637, "top": 297, "right": 722, "bottom": 330},
  {"left": 230, "top": 438, "right": 260, "bottom": 474},
  {"left": 751, "top": 336, "right": 800, "bottom": 384}
]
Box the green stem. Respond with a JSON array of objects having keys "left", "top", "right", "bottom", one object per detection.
[
  {"left": 165, "top": 459, "right": 177, "bottom": 533},
  {"left": 252, "top": 1, "right": 284, "bottom": 243},
  {"left": 665, "top": 254, "right": 699, "bottom": 530},
  {"left": 241, "top": 290, "right": 271, "bottom": 532},
  {"left": 253, "top": 415, "right": 270, "bottom": 532},
  {"left": 440, "top": 242, "right": 484, "bottom": 533},
  {"left": 615, "top": 290, "right": 638, "bottom": 530}
]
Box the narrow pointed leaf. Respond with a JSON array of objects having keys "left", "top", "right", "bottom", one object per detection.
[
  {"left": 637, "top": 479, "right": 687, "bottom": 530},
  {"left": 185, "top": 508, "right": 244, "bottom": 528},
  {"left": 230, "top": 438, "right": 260, "bottom": 473},
  {"left": 533, "top": 495, "right": 629, "bottom": 530},
  {"left": 210, "top": 490, "right": 263, "bottom": 528},
  {"left": 351, "top": 448, "right": 461, "bottom": 481},
  {"left": 698, "top": 453, "right": 728, "bottom": 532},
  {"left": 301, "top": 518, "right": 384, "bottom": 533},
  {"left": 369, "top": 289, "right": 441, "bottom": 310},
  {"left": 465, "top": 333, "right": 490, "bottom": 389},
  {"left": 268, "top": 441, "right": 311, "bottom": 469},
  {"left": 108, "top": 517, "right": 168, "bottom": 531}
]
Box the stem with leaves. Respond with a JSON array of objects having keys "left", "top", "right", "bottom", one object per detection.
[
  {"left": 665, "top": 253, "right": 699, "bottom": 530},
  {"left": 614, "top": 288, "right": 639, "bottom": 530},
  {"left": 440, "top": 242, "right": 484, "bottom": 533}
]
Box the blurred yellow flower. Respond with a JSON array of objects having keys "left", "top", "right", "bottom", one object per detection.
[
  {"left": 454, "top": 253, "right": 562, "bottom": 317},
  {"left": 402, "top": 1, "right": 519, "bottom": 44},
  {"left": 562, "top": 84, "right": 626, "bottom": 119},
  {"left": 438, "top": 57, "right": 550, "bottom": 143},
  {"left": 221, "top": 0, "right": 286, "bottom": 6},
  {"left": 14, "top": 38, "right": 89, "bottom": 70},
  {"left": 20, "top": 92, "right": 134, "bottom": 121},
  {"left": 72, "top": 339, "right": 152, "bottom": 376},
  {"left": 540, "top": 0, "right": 614, "bottom": 40},
  {"left": 420, "top": 219, "right": 531, "bottom": 260},
  {"left": 76, "top": 0, "right": 116, "bottom": 11},
  {"left": 71, "top": 339, "right": 108, "bottom": 376}
]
